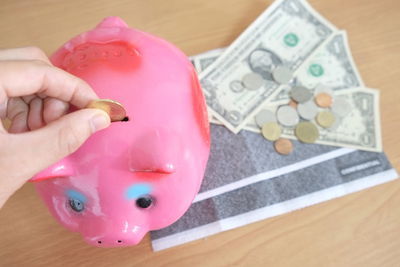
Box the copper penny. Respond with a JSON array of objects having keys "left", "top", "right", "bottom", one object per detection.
[
  {"left": 288, "top": 100, "right": 298, "bottom": 109},
  {"left": 315, "top": 93, "right": 333, "bottom": 108},
  {"left": 274, "top": 138, "right": 293, "bottom": 155}
]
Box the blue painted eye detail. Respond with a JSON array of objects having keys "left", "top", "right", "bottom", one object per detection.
[
  {"left": 66, "top": 190, "right": 87, "bottom": 213},
  {"left": 126, "top": 184, "right": 152, "bottom": 200}
]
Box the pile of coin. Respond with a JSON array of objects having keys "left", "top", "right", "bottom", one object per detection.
[{"left": 255, "top": 66, "right": 349, "bottom": 155}]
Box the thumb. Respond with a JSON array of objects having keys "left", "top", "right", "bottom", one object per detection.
[{"left": 8, "top": 108, "right": 110, "bottom": 179}]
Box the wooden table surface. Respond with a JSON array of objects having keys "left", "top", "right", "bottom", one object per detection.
[{"left": 1, "top": 0, "right": 400, "bottom": 266}]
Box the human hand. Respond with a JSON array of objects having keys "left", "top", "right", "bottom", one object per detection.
[{"left": 0, "top": 47, "right": 111, "bottom": 208}]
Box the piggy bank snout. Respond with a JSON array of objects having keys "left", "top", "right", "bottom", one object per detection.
[
  {"left": 84, "top": 226, "right": 146, "bottom": 248},
  {"left": 85, "top": 235, "right": 143, "bottom": 248},
  {"left": 80, "top": 218, "right": 147, "bottom": 247}
]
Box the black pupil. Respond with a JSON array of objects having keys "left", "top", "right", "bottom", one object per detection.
[
  {"left": 136, "top": 196, "right": 152, "bottom": 208},
  {"left": 69, "top": 199, "right": 84, "bottom": 212}
]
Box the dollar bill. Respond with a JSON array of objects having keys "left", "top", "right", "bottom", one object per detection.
[
  {"left": 199, "top": 0, "right": 337, "bottom": 133},
  {"left": 244, "top": 87, "right": 382, "bottom": 152},
  {"left": 270, "top": 30, "right": 365, "bottom": 102},
  {"left": 190, "top": 48, "right": 226, "bottom": 73}
]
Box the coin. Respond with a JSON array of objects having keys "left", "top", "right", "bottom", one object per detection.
[
  {"left": 290, "top": 86, "right": 313, "bottom": 103},
  {"left": 274, "top": 138, "right": 293, "bottom": 155},
  {"left": 297, "top": 100, "right": 318, "bottom": 120},
  {"left": 315, "top": 93, "right": 333, "bottom": 108},
  {"left": 316, "top": 111, "right": 336, "bottom": 128},
  {"left": 255, "top": 109, "right": 276, "bottom": 128},
  {"left": 276, "top": 105, "right": 299, "bottom": 127},
  {"left": 295, "top": 122, "right": 319, "bottom": 143},
  {"left": 314, "top": 84, "right": 333, "bottom": 96},
  {"left": 86, "top": 99, "right": 127, "bottom": 122},
  {"left": 242, "top": 73, "right": 264, "bottom": 90},
  {"left": 288, "top": 100, "right": 298, "bottom": 109},
  {"left": 331, "top": 97, "right": 351, "bottom": 117},
  {"left": 272, "top": 66, "right": 293, "bottom": 84},
  {"left": 261, "top": 122, "right": 281, "bottom": 141}
]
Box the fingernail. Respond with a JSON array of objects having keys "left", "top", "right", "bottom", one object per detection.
[{"left": 90, "top": 113, "right": 110, "bottom": 133}]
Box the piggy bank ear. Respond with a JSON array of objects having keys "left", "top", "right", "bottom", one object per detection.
[
  {"left": 29, "top": 159, "right": 74, "bottom": 182},
  {"left": 129, "top": 129, "right": 181, "bottom": 174}
]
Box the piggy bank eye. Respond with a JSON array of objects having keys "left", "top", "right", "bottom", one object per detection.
[
  {"left": 69, "top": 198, "right": 85, "bottom": 212},
  {"left": 66, "top": 189, "right": 86, "bottom": 212},
  {"left": 136, "top": 195, "right": 153, "bottom": 209}
]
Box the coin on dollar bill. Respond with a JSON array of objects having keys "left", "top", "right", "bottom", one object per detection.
[
  {"left": 315, "top": 93, "right": 333, "bottom": 108},
  {"left": 316, "top": 111, "right": 336, "bottom": 128},
  {"left": 291, "top": 86, "right": 313, "bottom": 103},
  {"left": 272, "top": 66, "right": 293, "bottom": 84},
  {"left": 86, "top": 99, "right": 127, "bottom": 122},
  {"left": 255, "top": 109, "right": 276, "bottom": 128},
  {"left": 297, "top": 100, "right": 318, "bottom": 120},
  {"left": 288, "top": 100, "right": 298, "bottom": 108},
  {"left": 276, "top": 105, "right": 299, "bottom": 127},
  {"left": 274, "top": 138, "right": 293, "bottom": 155},
  {"left": 295, "top": 122, "right": 319, "bottom": 143},
  {"left": 261, "top": 122, "right": 281, "bottom": 141},
  {"left": 242, "top": 73, "right": 264, "bottom": 90}
]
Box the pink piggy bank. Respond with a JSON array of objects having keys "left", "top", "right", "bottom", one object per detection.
[{"left": 30, "top": 17, "right": 210, "bottom": 247}]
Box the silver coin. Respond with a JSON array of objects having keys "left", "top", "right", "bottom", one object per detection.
[
  {"left": 276, "top": 105, "right": 299, "bottom": 127},
  {"left": 314, "top": 84, "right": 333, "bottom": 96},
  {"left": 272, "top": 66, "right": 293, "bottom": 84},
  {"left": 255, "top": 109, "right": 276, "bottom": 128},
  {"left": 331, "top": 97, "right": 351, "bottom": 117},
  {"left": 297, "top": 100, "right": 318, "bottom": 120},
  {"left": 290, "top": 86, "right": 313, "bottom": 103},
  {"left": 242, "top": 73, "right": 264, "bottom": 90}
]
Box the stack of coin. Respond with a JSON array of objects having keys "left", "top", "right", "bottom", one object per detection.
[{"left": 256, "top": 75, "right": 350, "bottom": 155}]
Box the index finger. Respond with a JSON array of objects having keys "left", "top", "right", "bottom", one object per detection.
[{"left": 0, "top": 60, "right": 98, "bottom": 108}]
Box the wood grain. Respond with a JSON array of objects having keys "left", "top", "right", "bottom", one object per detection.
[{"left": 1, "top": 0, "right": 400, "bottom": 266}]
